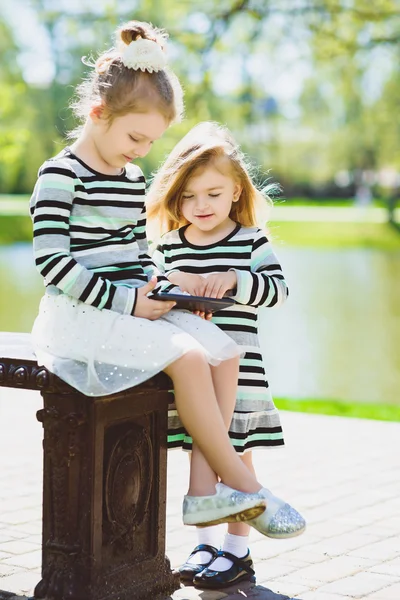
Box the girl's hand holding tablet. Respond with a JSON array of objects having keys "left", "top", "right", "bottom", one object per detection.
[{"left": 134, "top": 277, "right": 176, "bottom": 320}]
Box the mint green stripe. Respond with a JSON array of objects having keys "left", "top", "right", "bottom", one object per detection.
[
  {"left": 212, "top": 317, "right": 255, "bottom": 327},
  {"left": 84, "top": 180, "right": 144, "bottom": 189},
  {"left": 39, "top": 252, "right": 67, "bottom": 269},
  {"left": 167, "top": 433, "right": 186, "bottom": 443},
  {"left": 241, "top": 358, "right": 262, "bottom": 367},
  {"left": 63, "top": 268, "right": 81, "bottom": 294},
  {"left": 232, "top": 432, "right": 284, "bottom": 448},
  {"left": 168, "top": 245, "right": 250, "bottom": 256},
  {"left": 237, "top": 391, "right": 266, "bottom": 401},
  {"left": 34, "top": 220, "right": 68, "bottom": 230},
  {"left": 70, "top": 216, "right": 131, "bottom": 225},
  {"left": 39, "top": 181, "right": 74, "bottom": 192},
  {"left": 91, "top": 265, "right": 142, "bottom": 273}
]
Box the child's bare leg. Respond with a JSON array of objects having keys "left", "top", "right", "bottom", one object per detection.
[
  {"left": 189, "top": 447, "right": 218, "bottom": 495},
  {"left": 227, "top": 452, "right": 256, "bottom": 536},
  {"left": 210, "top": 357, "right": 239, "bottom": 426},
  {"left": 164, "top": 351, "right": 262, "bottom": 494},
  {"left": 189, "top": 356, "right": 240, "bottom": 495}
]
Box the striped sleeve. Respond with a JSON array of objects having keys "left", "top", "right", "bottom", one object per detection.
[
  {"left": 134, "top": 207, "right": 176, "bottom": 294},
  {"left": 31, "top": 160, "right": 137, "bottom": 315},
  {"left": 152, "top": 244, "right": 165, "bottom": 273},
  {"left": 231, "top": 229, "right": 289, "bottom": 307}
]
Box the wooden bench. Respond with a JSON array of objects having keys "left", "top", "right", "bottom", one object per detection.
[{"left": 0, "top": 332, "right": 180, "bottom": 600}]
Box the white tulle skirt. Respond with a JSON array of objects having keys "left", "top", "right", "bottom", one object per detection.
[{"left": 32, "top": 292, "right": 241, "bottom": 397}]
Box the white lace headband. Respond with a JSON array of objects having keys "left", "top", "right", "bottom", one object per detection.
[{"left": 120, "top": 38, "right": 167, "bottom": 73}]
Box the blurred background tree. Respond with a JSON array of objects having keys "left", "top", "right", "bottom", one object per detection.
[{"left": 0, "top": 0, "right": 399, "bottom": 198}]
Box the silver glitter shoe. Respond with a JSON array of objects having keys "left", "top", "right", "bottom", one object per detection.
[
  {"left": 247, "top": 487, "right": 306, "bottom": 539},
  {"left": 183, "top": 483, "right": 266, "bottom": 527}
]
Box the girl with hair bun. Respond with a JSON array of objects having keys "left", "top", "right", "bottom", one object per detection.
[{"left": 30, "top": 20, "right": 300, "bottom": 542}]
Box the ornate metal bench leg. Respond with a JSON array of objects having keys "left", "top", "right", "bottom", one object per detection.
[{"left": 35, "top": 388, "right": 180, "bottom": 600}]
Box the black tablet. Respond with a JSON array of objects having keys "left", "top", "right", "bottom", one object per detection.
[{"left": 153, "top": 292, "right": 235, "bottom": 313}]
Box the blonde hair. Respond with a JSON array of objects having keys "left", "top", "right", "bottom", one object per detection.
[
  {"left": 147, "top": 121, "right": 274, "bottom": 233},
  {"left": 69, "top": 20, "right": 184, "bottom": 137}
]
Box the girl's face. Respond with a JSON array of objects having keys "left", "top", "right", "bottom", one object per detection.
[
  {"left": 181, "top": 165, "right": 241, "bottom": 234},
  {"left": 91, "top": 109, "right": 168, "bottom": 170}
]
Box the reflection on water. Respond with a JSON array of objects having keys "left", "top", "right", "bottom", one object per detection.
[{"left": 1, "top": 243, "right": 399, "bottom": 404}]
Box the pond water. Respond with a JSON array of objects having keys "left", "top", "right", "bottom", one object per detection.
[{"left": 1, "top": 243, "right": 399, "bottom": 404}]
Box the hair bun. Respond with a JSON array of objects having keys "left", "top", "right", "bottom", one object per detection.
[{"left": 117, "top": 20, "right": 167, "bottom": 49}]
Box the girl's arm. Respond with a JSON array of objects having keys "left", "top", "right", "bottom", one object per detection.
[
  {"left": 32, "top": 160, "right": 139, "bottom": 315},
  {"left": 134, "top": 206, "right": 178, "bottom": 295},
  {"left": 230, "top": 229, "right": 289, "bottom": 308},
  {"left": 152, "top": 243, "right": 208, "bottom": 295}
]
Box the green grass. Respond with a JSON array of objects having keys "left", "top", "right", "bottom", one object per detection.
[
  {"left": 270, "top": 220, "right": 400, "bottom": 250},
  {"left": 275, "top": 397, "right": 400, "bottom": 422},
  {"left": 0, "top": 215, "right": 33, "bottom": 244},
  {"left": 276, "top": 197, "right": 389, "bottom": 207}
]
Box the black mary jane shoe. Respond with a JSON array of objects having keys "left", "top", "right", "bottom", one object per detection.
[
  {"left": 193, "top": 549, "right": 256, "bottom": 589},
  {"left": 178, "top": 544, "right": 219, "bottom": 583}
]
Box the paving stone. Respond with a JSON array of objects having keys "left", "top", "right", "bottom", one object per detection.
[
  {"left": 255, "top": 559, "right": 299, "bottom": 580},
  {"left": 1, "top": 551, "right": 41, "bottom": 570},
  {"left": 348, "top": 536, "right": 400, "bottom": 561},
  {"left": 365, "top": 581, "right": 400, "bottom": 599},
  {"left": 269, "top": 550, "right": 329, "bottom": 567},
  {"left": 316, "top": 571, "right": 399, "bottom": 596},
  {"left": 300, "top": 593, "right": 351, "bottom": 599},
  {"left": 0, "top": 551, "right": 13, "bottom": 560},
  {"left": 367, "top": 557, "right": 400, "bottom": 578},
  {"left": 9, "top": 524, "right": 42, "bottom": 537},
  {"left": 0, "top": 531, "right": 29, "bottom": 543},
  {"left": 262, "top": 580, "right": 310, "bottom": 598},
  {"left": 0, "top": 542, "right": 39, "bottom": 557},
  {"left": 0, "top": 564, "right": 22, "bottom": 578},
  {"left": 283, "top": 555, "right": 377, "bottom": 585},
  {"left": 0, "top": 569, "right": 38, "bottom": 596},
  {"left": 0, "top": 512, "right": 41, "bottom": 528},
  {"left": 172, "top": 584, "right": 227, "bottom": 599}
]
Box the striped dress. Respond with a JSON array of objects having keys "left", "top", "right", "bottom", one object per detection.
[
  {"left": 30, "top": 147, "right": 176, "bottom": 309},
  {"left": 28, "top": 149, "right": 241, "bottom": 396},
  {"left": 153, "top": 224, "right": 288, "bottom": 454}
]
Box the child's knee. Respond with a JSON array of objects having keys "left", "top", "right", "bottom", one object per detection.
[{"left": 165, "top": 348, "right": 208, "bottom": 378}]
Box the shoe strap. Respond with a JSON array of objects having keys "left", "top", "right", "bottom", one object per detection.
[
  {"left": 188, "top": 544, "right": 219, "bottom": 561},
  {"left": 215, "top": 550, "right": 255, "bottom": 575}
]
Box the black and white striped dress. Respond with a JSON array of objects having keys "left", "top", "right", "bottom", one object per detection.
[{"left": 153, "top": 223, "right": 288, "bottom": 454}]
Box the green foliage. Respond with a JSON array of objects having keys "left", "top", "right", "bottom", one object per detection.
[{"left": 0, "top": 1, "right": 399, "bottom": 195}]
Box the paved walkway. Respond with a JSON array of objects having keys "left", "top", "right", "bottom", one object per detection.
[{"left": 0, "top": 388, "right": 399, "bottom": 599}]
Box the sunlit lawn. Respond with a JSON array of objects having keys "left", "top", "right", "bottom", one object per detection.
[
  {"left": 269, "top": 220, "right": 400, "bottom": 250},
  {"left": 275, "top": 398, "right": 400, "bottom": 423}
]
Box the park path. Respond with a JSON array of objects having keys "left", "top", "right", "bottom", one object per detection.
[{"left": 0, "top": 387, "right": 399, "bottom": 600}]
